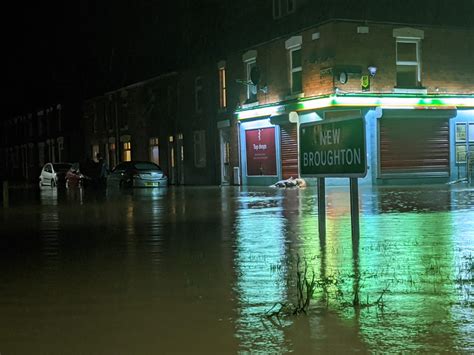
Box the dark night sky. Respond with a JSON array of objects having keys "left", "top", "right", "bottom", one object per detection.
[
  {"left": 4, "top": 0, "right": 181, "bottom": 117},
  {"left": 4, "top": 0, "right": 473, "bottom": 119}
]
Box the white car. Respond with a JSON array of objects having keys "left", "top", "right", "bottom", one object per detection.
[{"left": 39, "top": 162, "right": 72, "bottom": 187}]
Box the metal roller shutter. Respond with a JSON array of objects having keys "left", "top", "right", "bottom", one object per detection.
[
  {"left": 280, "top": 124, "right": 299, "bottom": 179},
  {"left": 379, "top": 116, "right": 449, "bottom": 177}
]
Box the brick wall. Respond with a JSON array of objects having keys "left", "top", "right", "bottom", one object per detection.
[{"left": 226, "top": 20, "right": 474, "bottom": 106}]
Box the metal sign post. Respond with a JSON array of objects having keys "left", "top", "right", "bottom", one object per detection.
[
  {"left": 299, "top": 117, "right": 367, "bottom": 243},
  {"left": 350, "top": 177, "right": 360, "bottom": 243},
  {"left": 317, "top": 177, "right": 326, "bottom": 243}
]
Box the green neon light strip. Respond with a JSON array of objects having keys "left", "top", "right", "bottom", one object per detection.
[{"left": 236, "top": 95, "right": 474, "bottom": 120}]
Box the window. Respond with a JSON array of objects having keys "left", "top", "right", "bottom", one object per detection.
[
  {"left": 273, "top": 0, "right": 282, "bottom": 18},
  {"left": 456, "top": 123, "right": 467, "bottom": 163},
  {"left": 287, "top": 0, "right": 295, "bottom": 13},
  {"left": 193, "top": 130, "right": 206, "bottom": 168},
  {"left": 218, "top": 66, "right": 227, "bottom": 109},
  {"left": 195, "top": 77, "right": 203, "bottom": 113},
  {"left": 149, "top": 137, "right": 160, "bottom": 165},
  {"left": 93, "top": 104, "right": 98, "bottom": 133},
  {"left": 290, "top": 47, "right": 302, "bottom": 93},
  {"left": 246, "top": 60, "right": 257, "bottom": 102},
  {"left": 396, "top": 40, "right": 421, "bottom": 87},
  {"left": 57, "top": 104, "right": 62, "bottom": 132},
  {"left": 92, "top": 144, "right": 100, "bottom": 161},
  {"left": 469, "top": 123, "right": 474, "bottom": 142},
  {"left": 273, "top": 0, "right": 295, "bottom": 18},
  {"left": 123, "top": 142, "right": 131, "bottom": 162},
  {"left": 38, "top": 111, "right": 44, "bottom": 136}
]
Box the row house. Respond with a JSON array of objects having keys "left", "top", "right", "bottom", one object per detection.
[
  {"left": 219, "top": 19, "right": 474, "bottom": 186},
  {"left": 83, "top": 73, "right": 185, "bottom": 183},
  {"left": 0, "top": 104, "right": 82, "bottom": 181}
]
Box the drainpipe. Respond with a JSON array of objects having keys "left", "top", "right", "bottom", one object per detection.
[{"left": 114, "top": 96, "right": 120, "bottom": 164}]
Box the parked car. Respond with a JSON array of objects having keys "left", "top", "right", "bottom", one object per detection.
[
  {"left": 65, "top": 163, "right": 87, "bottom": 188},
  {"left": 39, "top": 162, "right": 72, "bottom": 187},
  {"left": 107, "top": 161, "right": 168, "bottom": 188}
]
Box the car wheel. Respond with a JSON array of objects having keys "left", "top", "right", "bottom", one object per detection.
[{"left": 51, "top": 179, "right": 56, "bottom": 188}]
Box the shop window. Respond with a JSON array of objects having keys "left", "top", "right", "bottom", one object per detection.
[
  {"left": 455, "top": 123, "right": 467, "bottom": 163},
  {"left": 123, "top": 142, "right": 131, "bottom": 162},
  {"left": 149, "top": 137, "right": 160, "bottom": 165},
  {"left": 193, "top": 130, "right": 206, "bottom": 168},
  {"left": 218, "top": 66, "right": 227, "bottom": 109}
]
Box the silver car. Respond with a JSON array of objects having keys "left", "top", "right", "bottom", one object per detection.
[
  {"left": 39, "top": 162, "right": 72, "bottom": 187},
  {"left": 107, "top": 161, "right": 168, "bottom": 188}
]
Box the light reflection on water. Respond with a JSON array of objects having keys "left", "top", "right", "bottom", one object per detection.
[{"left": 0, "top": 184, "right": 473, "bottom": 353}]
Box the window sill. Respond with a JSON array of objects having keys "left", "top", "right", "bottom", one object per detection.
[
  {"left": 393, "top": 87, "right": 427, "bottom": 95},
  {"left": 241, "top": 101, "right": 259, "bottom": 109},
  {"left": 285, "top": 92, "right": 305, "bottom": 100}
]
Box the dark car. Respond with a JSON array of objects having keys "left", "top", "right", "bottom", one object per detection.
[{"left": 107, "top": 161, "right": 168, "bottom": 188}]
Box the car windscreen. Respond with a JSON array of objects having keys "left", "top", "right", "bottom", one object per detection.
[
  {"left": 53, "top": 163, "right": 72, "bottom": 171},
  {"left": 133, "top": 162, "right": 161, "bottom": 171}
]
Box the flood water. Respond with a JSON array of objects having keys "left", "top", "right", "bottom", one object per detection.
[{"left": 1, "top": 183, "right": 473, "bottom": 354}]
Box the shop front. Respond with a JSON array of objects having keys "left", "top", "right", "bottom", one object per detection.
[{"left": 235, "top": 94, "right": 474, "bottom": 186}]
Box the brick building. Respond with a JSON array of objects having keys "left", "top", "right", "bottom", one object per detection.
[
  {"left": 83, "top": 72, "right": 180, "bottom": 182},
  {"left": 219, "top": 6, "right": 474, "bottom": 186},
  {"left": 0, "top": 104, "right": 82, "bottom": 182}
]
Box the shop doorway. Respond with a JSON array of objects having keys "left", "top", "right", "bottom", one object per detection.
[
  {"left": 168, "top": 135, "right": 177, "bottom": 185},
  {"left": 177, "top": 133, "right": 185, "bottom": 185},
  {"left": 219, "top": 128, "right": 231, "bottom": 185}
]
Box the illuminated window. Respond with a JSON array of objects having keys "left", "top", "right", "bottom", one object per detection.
[
  {"left": 92, "top": 144, "right": 100, "bottom": 161},
  {"left": 149, "top": 137, "right": 159, "bottom": 165},
  {"left": 193, "top": 130, "right": 206, "bottom": 168},
  {"left": 123, "top": 142, "right": 131, "bottom": 162},
  {"left": 218, "top": 66, "right": 227, "bottom": 109},
  {"left": 195, "top": 77, "right": 203, "bottom": 113}
]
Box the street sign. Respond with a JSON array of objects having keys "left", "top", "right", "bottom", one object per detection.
[{"left": 300, "top": 117, "right": 367, "bottom": 177}]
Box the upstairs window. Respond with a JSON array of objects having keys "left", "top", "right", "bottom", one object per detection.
[
  {"left": 273, "top": 0, "right": 295, "bottom": 19},
  {"left": 290, "top": 47, "right": 302, "bottom": 93},
  {"left": 218, "top": 64, "right": 227, "bottom": 109},
  {"left": 285, "top": 36, "right": 303, "bottom": 95},
  {"left": 273, "top": 0, "right": 282, "bottom": 18},
  {"left": 393, "top": 27, "right": 424, "bottom": 89},
  {"left": 396, "top": 40, "right": 421, "bottom": 88},
  {"left": 246, "top": 60, "right": 257, "bottom": 102},
  {"left": 195, "top": 77, "right": 203, "bottom": 113}
]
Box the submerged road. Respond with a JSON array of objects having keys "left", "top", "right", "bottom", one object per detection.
[{"left": 1, "top": 184, "right": 473, "bottom": 353}]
